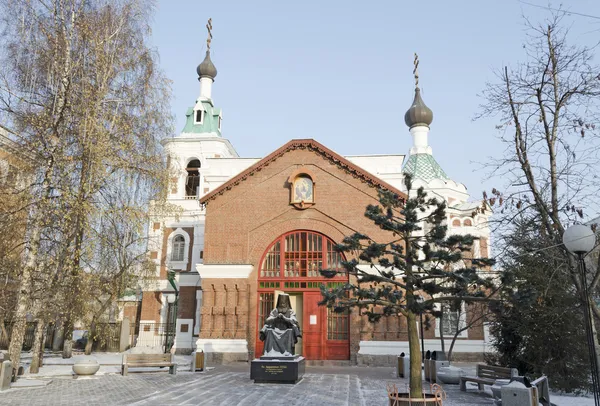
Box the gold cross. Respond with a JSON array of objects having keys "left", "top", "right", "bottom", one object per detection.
[
  {"left": 206, "top": 18, "right": 213, "bottom": 51},
  {"left": 413, "top": 53, "right": 419, "bottom": 89}
]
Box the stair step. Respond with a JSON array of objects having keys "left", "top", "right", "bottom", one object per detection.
[{"left": 305, "top": 360, "right": 353, "bottom": 367}]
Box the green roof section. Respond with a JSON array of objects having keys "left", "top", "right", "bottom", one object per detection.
[
  {"left": 403, "top": 153, "right": 449, "bottom": 183},
  {"left": 181, "top": 100, "right": 221, "bottom": 135}
]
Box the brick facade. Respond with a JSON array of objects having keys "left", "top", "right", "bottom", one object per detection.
[
  {"left": 140, "top": 291, "right": 162, "bottom": 322},
  {"left": 200, "top": 142, "right": 407, "bottom": 360}
]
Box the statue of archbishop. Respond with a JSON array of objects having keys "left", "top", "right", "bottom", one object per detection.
[{"left": 259, "top": 294, "right": 302, "bottom": 357}]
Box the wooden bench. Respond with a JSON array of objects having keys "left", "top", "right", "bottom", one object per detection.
[
  {"left": 121, "top": 353, "right": 177, "bottom": 376},
  {"left": 459, "top": 364, "right": 518, "bottom": 392}
]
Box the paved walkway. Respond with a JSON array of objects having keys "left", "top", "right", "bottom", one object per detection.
[{"left": 0, "top": 364, "right": 499, "bottom": 406}]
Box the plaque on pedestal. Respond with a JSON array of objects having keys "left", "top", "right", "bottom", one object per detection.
[{"left": 250, "top": 356, "right": 305, "bottom": 384}]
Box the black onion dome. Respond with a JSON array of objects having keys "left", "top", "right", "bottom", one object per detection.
[
  {"left": 404, "top": 87, "right": 433, "bottom": 128},
  {"left": 196, "top": 50, "right": 217, "bottom": 80}
]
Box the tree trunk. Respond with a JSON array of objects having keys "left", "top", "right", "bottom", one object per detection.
[
  {"left": 62, "top": 319, "right": 73, "bottom": 359},
  {"left": 52, "top": 320, "right": 64, "bottom": 352},
  {"left": 7, "top": 219, "right": 43, "bottom": 376},
  {"left": 448, "top": 331, "right": 460, "bottom": 363},
  {"left": 7, "top": 315, "right": 27, "bottom": 379},
  {"left": 29, "top": 320, "right": 46, "bottom": 374},
  {"left": 84, "top": 320, "right": 96, "bottom": 355},
  {"left": 439, "top": 313, "right": 445, "bottom": 355},
  {"left": 407, "top": 311, "right": 423, "bottom": 398}
]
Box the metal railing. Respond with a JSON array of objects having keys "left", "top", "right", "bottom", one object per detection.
[{"left": 130, "top": 322, "right": 175, "bottom": 353}]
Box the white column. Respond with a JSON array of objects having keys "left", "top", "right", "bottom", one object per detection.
[
  {"left": 409, "top": 125, "right": 433, "bottom": 155},
  {"left": 194, "top": 290, "right": 202, "bottom": 335},
  {"left": 199, "top": 77, "right": 213, "bottom": 100}
]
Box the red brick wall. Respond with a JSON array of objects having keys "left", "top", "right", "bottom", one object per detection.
[
  {"left": 202, "top": 148, "right": 406, "bottom": 358},
  {"left": 140, "top": 292, "right": 162, "bottom": 322},
  {"left": 122, "top": 303, "right": 139, "bottom": 324},
  {"left": 178, "top": 286, "right": 197, "bottom": 320}
]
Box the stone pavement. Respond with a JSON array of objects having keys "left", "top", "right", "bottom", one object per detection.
[{"left": 0, "top": 364, "right": 498, "bottom": 406}]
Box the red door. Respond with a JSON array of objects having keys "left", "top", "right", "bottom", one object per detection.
[
  {"left": 302, "top": 291, "right": 325, "bottom": 360},
  {"left": 255, "top": 231, "right": 350, "bottom": 360}
]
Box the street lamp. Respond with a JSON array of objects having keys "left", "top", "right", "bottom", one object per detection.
[
  {"left": 563, "top": 224, "right": 599, "bottom": 406},
  {"left": 165, "top": 293, "right": 177, "bottom": 353}
]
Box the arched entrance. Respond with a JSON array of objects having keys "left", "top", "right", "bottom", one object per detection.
[{"left": 256, "top": 230, "right": 349, "bottom": 360}]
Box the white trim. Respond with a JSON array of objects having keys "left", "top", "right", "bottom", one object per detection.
[
  {"left": 176, "top": 272, "right": 200, "bottom": 286},
  {"left": 175, "top": 318, "right": 194, "bottom": 349},
  {"left": 196, "top": 264, "right": 253, "bottom": 279},
  {"left": 358, "top": 339, "right": 487, "bottom": 355},
  {"left": 194, "top": 290, "right": 202, "bottom": 335},
  {"left": 195, "top": 339, "right": 248, "bottom": 353},
  {"left": 166, "top": 228, "right": 190, "bottom": 270},
  {"left": 193, "top": 108, "right": 204, "bottom": 125}
]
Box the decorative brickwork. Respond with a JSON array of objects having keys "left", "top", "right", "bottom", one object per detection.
[
  {"left": 199, "top": 280, "right": 249, "bottom": 340},
  {"left": 199, "top": 144, "right": 407, "bottom": 360}
]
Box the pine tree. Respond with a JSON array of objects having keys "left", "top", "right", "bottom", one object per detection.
[
  {"left": 487, "top": 218, "right": 590, "bottom": 392},
  {"left": 320, "top": 175, "right": 496, "bottom": 397}
]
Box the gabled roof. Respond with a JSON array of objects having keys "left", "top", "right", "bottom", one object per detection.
[{"left": 200, "top": 139, "right": 407, "bottom": 205}]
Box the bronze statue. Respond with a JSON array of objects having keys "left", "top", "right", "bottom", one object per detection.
[{"left": 259, "top": 294, "right": 302, "bottom": 356}]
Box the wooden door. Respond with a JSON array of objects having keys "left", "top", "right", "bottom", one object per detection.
[{"left": 302, "top": 291, "right": 325, "bottom": 360}]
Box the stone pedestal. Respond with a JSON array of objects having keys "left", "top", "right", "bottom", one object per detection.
[
  {"left": 250, "top": 356, "right": 305, "bottom": 384},
  {"left": 1, "top": 361, "right": 12, "bottom": 391}
]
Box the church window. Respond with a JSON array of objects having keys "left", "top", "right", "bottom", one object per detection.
[
  {"left": 185, "top": 159, "right": 201, "bottom": 198},
  {"left": 171, "top": 235, "right": 186, "bottom": 262},
  {"left": 440, "top": 304, "right": 461, "bottom": 336},
  {"left": 195, "top": 109, "right": 203, "bottom": 124},
  {"left": 218, "top": 115, "right": 222, "bottom": 130},
  {"left": 260, "top": 231, "right": 345, "bottom": 279},
  {"left": 463, "top": 219, "right": 472, "bottom": 227},
  {"left": 451, "top": 219, "right": 461, "bottom": 227}
]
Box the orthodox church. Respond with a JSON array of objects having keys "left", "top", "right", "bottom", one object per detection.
[{"left": 136, "top": 27, "right": 491, "bottom": 365}]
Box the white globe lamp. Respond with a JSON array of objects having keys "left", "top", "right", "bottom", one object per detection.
[
  {"left": 563, "top": 224, "right": 596, "bottom": 255},
  {"left": 166, "top": 293, "right": 176, "bottom": 304}
]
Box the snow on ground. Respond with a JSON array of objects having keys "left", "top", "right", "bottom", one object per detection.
[{"left": 551, "top": 393, "right": 594, "bottom": 406}]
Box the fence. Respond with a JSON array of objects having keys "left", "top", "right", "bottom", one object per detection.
[
  {"left": 89, "top": 323, "right": 122, "bottom": 352},
  {"left": 130, "top": 322, "right": 174, "bottom": 353},
  {"left": 1, "top": 320, "right": 172, "bottom": 353},
  {"left": 0, "top": 322, "right": 62, "bottom": 351}
]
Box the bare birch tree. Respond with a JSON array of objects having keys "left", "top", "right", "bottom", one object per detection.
[
  {"left": 477, "top": 12, "right": 600, "bottom": 369},
  {"left": 0, "top": 0, "right": 172, "bottom": 374}
]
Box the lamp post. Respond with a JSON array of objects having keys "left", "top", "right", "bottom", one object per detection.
[
  {"left": 165, "top": 269, "right": 179, "bottom": 354},
  {"left": 563, "top": 224, "right": 599, "bottom": 406},
  {"left": 165, "top": 293, "right": 177, "bottom": 353},
  {"left": 133, "top": 286, "right": 143, "bottom": 347}
]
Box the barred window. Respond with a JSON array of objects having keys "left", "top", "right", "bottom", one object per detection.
[{"left": 440, "top": 305, "right": 460, "bottom": 336}]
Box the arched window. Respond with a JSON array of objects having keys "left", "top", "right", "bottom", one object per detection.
[
  {"left": 463, "top": 219, "right": 473, "bottom": 227},
  {"left": 451, "top": 219, "right": 461, "bottom": 227},
  {"left": 260, "top": 231, "right": 345, "bottom": 280},
  {"left": 185, "top": 159, "right": 201, "bottom": 198},
  {"left": 171, "top": 235, "right": 186, "bottom": 261}
]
